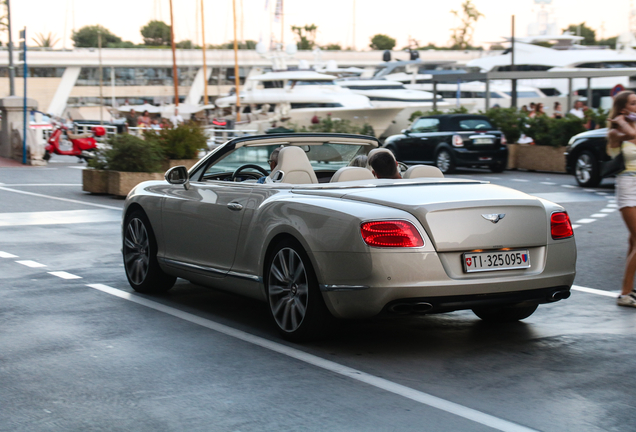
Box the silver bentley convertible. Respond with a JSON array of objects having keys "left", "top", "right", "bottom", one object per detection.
[{"left": 122, "top": 133, "right": 576, "bottom": 341}]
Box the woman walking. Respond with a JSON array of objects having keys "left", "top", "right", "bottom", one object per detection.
[{"left": 608, "top": 91, "right": 636, "bottom": 307}]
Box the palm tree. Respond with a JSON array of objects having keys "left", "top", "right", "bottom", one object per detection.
[{"left": 32, "top": 32, "right": 60, "bottom": 48}]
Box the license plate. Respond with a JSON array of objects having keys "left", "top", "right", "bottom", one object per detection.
[
  {"left": 474, "top": 138, "right": 493, "bottom": 144},
  {"left": 463, "top": 249, "right": 530, "bottom": 273}
]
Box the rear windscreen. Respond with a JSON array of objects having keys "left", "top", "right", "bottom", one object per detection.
[{"left": 458, "top": 119, "right": 493, "bottom": 130}]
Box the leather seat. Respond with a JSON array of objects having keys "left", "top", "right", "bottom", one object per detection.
[
  {"left": 330, "top": 166, "right": 375, "bottom": 182},
  {"left": 403, "top": 164, "right": 444, "bottom": 179},
  {"left": 67, "top": 132, "right": 92, "bottom": 140},
  {"left": 270, "top": 146, "right": 318, "bottom": 184}
]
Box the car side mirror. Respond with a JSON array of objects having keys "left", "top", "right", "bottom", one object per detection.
[
  {"left": 165, "top": 165, "right": 190, "bottom": 190},
  {"left": 401, "top": 129, "right": 409, "bottom": 135}
]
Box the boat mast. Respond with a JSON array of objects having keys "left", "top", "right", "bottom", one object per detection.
[
  {"left": 98, "top": 30, "right": 103, "bottom": 125},
  {"left": 169, "top": 0, "right": 179, "bottom": 108},
  {"left": 233, "top": 0, "right": 241, "bottom": 121},
  {"left": 280, "top": 0, "right": 284, "bottom": 44},
  {"left": 200, "top": 0, "right": 208, "bottom": 105}
]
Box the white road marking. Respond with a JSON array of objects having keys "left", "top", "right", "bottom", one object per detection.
[
  {"left": 0, "top": 186, "right": 121, "bottom": 210},
  {"left": 575, "top": 218, "right": 596, "bottom": 224},
  {"left": 561, "top": 184, "right": 576, "bottom": 188},
  {"left": 540, "top": 182, "right": 556, "bottom": 185},
  {"left": 571, "top": 285, "right": 620, "bottom": 298},
  {"left": 67, "top": 166, "right": 87, "bottom": 170},
  {"left": 607, "top": 204, "right": 618, "bottom": 208},
  {"left": 596, "top": 192, "right": 608, "bottom": 195},
  {"left": 0, "top": 251, "right": 18, "bottom": 258},
  {"left": 15, "top": 260, "right": 46, "bottom": 268},
  {"left": 591, "top": 213, "right": 608, "bottom": 218},
  {"left": 85, "top": 283, "right": 538, "bottom": 432},
  {"left": 48, "top": 271, "right": 82, "bottom": 280},
  {"left": 1, "top": 184, "right": 82, "bottom": 187},
  {"left": 0, "top": 209, "right": 121, "bottom": 227},
  {"left": 601, "top": 208, "right": 617, "bottom": 212},
  {"left": 512, "top": 179, "right": 529, "bottom": 182},
  {"left": 584, "top": 189, "right": 595, "bottom": 192},
  {"left": 571, "top": 224, "right": 581, "bottom": 229}
]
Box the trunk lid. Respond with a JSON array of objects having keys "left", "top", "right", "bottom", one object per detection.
[{"left": 294, "top": 181, "right": 548, "bottom": 251}]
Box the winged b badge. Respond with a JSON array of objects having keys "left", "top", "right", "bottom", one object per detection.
[{"left": 482, "top": 213, "right": 506, "bottom": 224}]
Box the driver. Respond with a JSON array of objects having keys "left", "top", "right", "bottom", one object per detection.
[
  {"left": 368, "top": 150, "right": 402, "bottom": 179},
  {"left": 257, "top": 147, "right": 282, "bottom": 183}
]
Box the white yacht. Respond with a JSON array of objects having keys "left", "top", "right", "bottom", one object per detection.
[
  {"left": 214, "top": 70, "right": 403, "bottom": 136},
  {"left": 336, "top": 78, "right": 451, "bottom": 137},
  {"left": 467, "top": 36, "right": 636, "bottom": 108}
]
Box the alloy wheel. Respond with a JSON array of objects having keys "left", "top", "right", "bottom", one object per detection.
[
  {"left": 124, "top": 218, "right": 150, "bottom": 285},
  {"left": 268, "top": 247, "right": 309, "bottom": 333},
  {"left": 436, "top": 151, "right": 451, "bottom": 173},
  {"left": 575, "top": 154, "right": 592, "bottom": 184}
]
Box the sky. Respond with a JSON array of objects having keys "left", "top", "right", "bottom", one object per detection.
[{"left": 9, "top": 0, "right": 635, "bottom": 51}]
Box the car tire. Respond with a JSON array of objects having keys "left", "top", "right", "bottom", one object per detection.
[
  {"left": 123, "top": 209, "right": 176, "bottom": 294},
  {"left": 435, "top": 148, "right": 455, "bottom": 174},
  {"left": 490, "top": 160, "right": 506, "bottom": 173},
  {"left": 265, "top": 238, "right": 336, "bottom": 342},
  {"left": 574, "top": 150, "right": 601, "bottom": 187},
  {"left": 472, "top": 304, "right": 538, "bottom": 323}
]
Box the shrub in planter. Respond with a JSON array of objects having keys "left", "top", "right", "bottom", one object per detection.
[
  {"left": 482, "top": 107, "right": 526, "bottom": 144},
  {"left": 103, "top": 134, "right": 165, "bottom": 173},
  {"left": 143, "top": 124, "right": 207, "bottom": 160}
]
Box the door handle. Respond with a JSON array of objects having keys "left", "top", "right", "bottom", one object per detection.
[{"left": 227, "top": 202, "right": 243, "bottom": 211}]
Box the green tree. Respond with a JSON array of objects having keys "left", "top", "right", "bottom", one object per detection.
[
  {"left": 141, "top": 20, "right": 171, "bottom": 46},
  {"left": 72, "top": 25, "right": 123, "bottom": 48},
  {"left": 369, "top": 34, "right": 396, "bottom": 50},
  {"left": 291, "top": 24, "right": 317, "bottom": 50},
  {"left": 322, "top": 43, "right": 342, "bottom": 50},
  {"left": 598, "top": 36, "right": 617, "bottom": 49},
  {"left": 32, "top": 32, "right": 60, "bottom": 48},
  {"left": 563, "top": 22, "right": 596, "bottom": 45},
  {"left": 449, "top": 0, "right": 484, "bottom": 50}
]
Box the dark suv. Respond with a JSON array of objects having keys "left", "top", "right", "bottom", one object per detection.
[
  {"left": 564, "top": 128, "right": 609, "bottom": 187},
  {"left": 382, "top": 114, "right": 508, "bottom": 174}
]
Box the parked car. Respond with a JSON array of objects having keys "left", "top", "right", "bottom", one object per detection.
[
  {"left": 564, "top": 128, "right": 610, "bottom": 187},
  {"left": 122, "top": 133, "right": 576, "bottom": 341},
  {"left": 382, "top": 114, "right": 508, "bottom": 174}
]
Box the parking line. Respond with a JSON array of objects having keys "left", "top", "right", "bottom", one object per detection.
[
  {"left": 591, "top": 213, "right": 608, "bottom": 218},
  {"left": 85, "top": 283, "right": 538, "bottom": 432},
  {"left": 575, "top": 218, "right": 596, "bottom": 224},
  {"left": 601, "top": 208, "right": 617, "bottom": 212},
  {"left": 512, "top": 179, "right": 529, "bottom": 182},
  {"left": 571, "top": 285, "right": 619, "bottom": 298},
  {"left": 0, "top": 186, "right": 121, "bottom": 210},
  {"left": 571, "top": 224, "right": 581, "bottom": 229},
  {"left": 15, "top": 260, "right": 46, "bottom": 268},
  {"left": 540, "top": 182, "right": 556, "bottom": 185},
  {"left": 48, "top": 271, "right": 82, "bottom": 280},
  {"left": 561, "top": 184, "right": 576, "bottom": 188},
  {"left": 0, "top": 251, "right": 18, "bottom": 258}
]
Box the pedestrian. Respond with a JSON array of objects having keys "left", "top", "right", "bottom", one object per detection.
[
  {"left": 553, "top": 102, "right": 563, "bottom": 119},
  {"left": 125, "top": 109, "right": 138, "bottom": 129},
  {"left": 607, "top": 90, "right": 636, "bottom": 307},
  {"left": 170, "top": 109, "right": 184, "bottom": 127},
  {"left": 521, "top": 105, "right": 529, "bottom": 114},
  {"left": 138, "top": 110, "right": 152, "bottom": 127},
  {"left": 569, "top": 100, "right": 585, "bottom": 119}
]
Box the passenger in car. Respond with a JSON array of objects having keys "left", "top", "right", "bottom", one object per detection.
[
  {"left": 368, "top": 151, "right": 402, "bottom": 179},
  {"left": 257, "top": 147, "right": 283, "bottom": 183},
  {"left": 348, "top": 155, "right": 368, "bottom": 168}
]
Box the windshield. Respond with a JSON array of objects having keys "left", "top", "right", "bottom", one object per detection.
[
  {"left": 204, "top": 143, "right": 368, "bottom": 176},
  {"left": 291, "top": 80, "right": 336, "bottom": 86}
]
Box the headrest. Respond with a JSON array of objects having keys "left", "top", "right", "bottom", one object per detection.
[
  {"left": 403, "top": 164, "right": 444, "bottom": 179},
  {"left": 330, "top": 166, "right": 375, "bottom": 183},
  {"left": 270, "top": 146, "right": 318, "bottom": 184}
]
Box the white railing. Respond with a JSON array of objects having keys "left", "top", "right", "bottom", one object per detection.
[
  {"left": 203, "top": 127, "right": 258, "bottom": 145},
  {"left": 73, "top": 123, "right": 118, "bottom": 137}
]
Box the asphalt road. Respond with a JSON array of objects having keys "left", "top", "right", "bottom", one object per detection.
[{"left": 1, "top": 158, "right": 635, "bottom": 432}]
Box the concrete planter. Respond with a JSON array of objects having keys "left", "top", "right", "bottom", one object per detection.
[
  {"left": 507, "top": 144, "right": 566, "bottom": 173},
  {"left": 82, "top": 169, "right": 110, "bottom": 194},
  {"left": 108, "top": 171, "right": 164, "bottom": 197},
  {"left": 161, "top": 159, "right": 199, "bottom": 171}
]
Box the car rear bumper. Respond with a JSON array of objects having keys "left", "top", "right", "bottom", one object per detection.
[
  {"left": 453, "top": 147, "right": 508, "bottom": 166},
  {"left": 314, "top": 240, "right": 576, "bottom": 319}
]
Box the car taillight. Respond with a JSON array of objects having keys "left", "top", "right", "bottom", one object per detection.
[
  {"left": 360, "top": 220, "right": 424, "bottom": 248},
  {"left": 551, "top": 212, "right": 573, "bottom": 239},
  {"left": 452, "top": 135, "right": 464, "bottom": 147},
  {"left": 501, "top": 135, "right": 507, "bottom": 145}
]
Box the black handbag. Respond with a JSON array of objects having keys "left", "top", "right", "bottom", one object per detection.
[{"left": 601, "top": 150, "right": 625, "bottom": 177}]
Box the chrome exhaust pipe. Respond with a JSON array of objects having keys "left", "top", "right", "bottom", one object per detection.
[
  {"left": 412, "top": 302, "right": 433, "bottom": 313},
  {"left": 388, "top": 303, "right": 412, "bottom": 314},
  {"left": 550, "top": 290, "right": 571, "bottom": 301}
]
